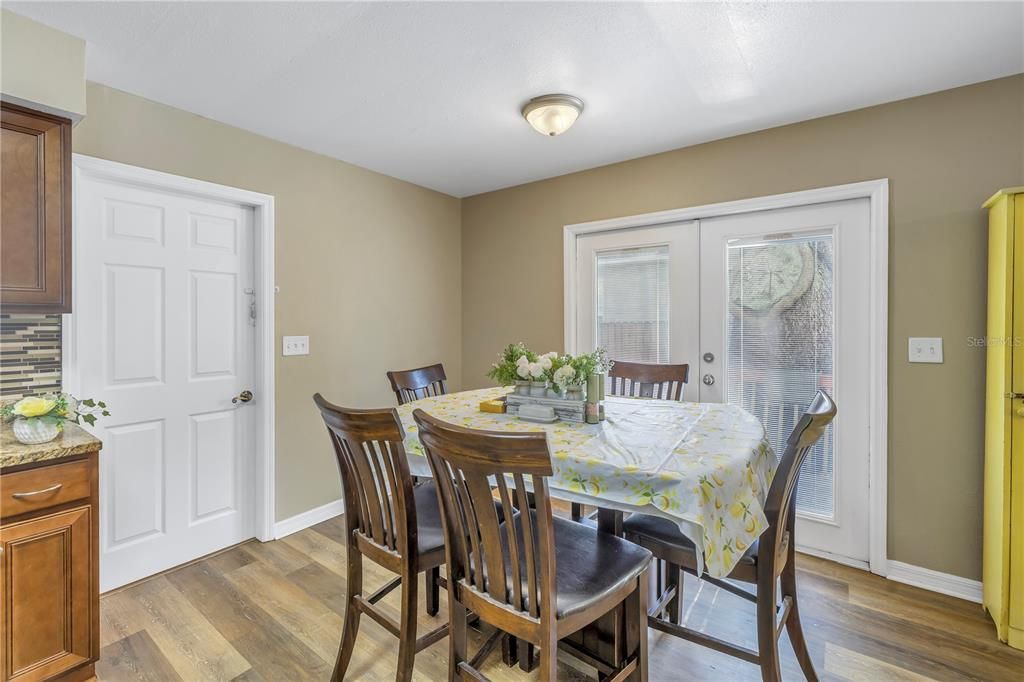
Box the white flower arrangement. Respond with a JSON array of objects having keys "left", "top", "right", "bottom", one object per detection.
[
  {"left": 551, "top": 364, "right": 576, "bottom": 392},
  {"left": 488, "top": 343, "right": 612, "bottom": 397}
]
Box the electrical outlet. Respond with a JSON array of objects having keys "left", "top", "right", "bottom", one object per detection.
[
  {"left": 282, "top": 335, "right": 310, "bottom": 356},
  {"left": 908, "top": 337, "right": 943, "bottom": 363}
]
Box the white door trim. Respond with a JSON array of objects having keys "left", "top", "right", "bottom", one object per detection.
[
  {"left": 562, "top": 179, "right": 889, "bottom": 576},
  {"left": 65, "top": 154, "right": 277, "bottom": 542}
]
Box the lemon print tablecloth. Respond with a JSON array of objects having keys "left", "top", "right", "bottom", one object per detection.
[{"left": 396, "top": 387, "right": 776, "bottom": 578}]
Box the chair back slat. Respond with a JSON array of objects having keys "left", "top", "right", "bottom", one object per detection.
[
  {"left": 763, "top": 390, "right": 837, "bottom": 557},
  {"left": 314, "top": 394, "right": 416, "bottom": 556},
  {"left": 387, "top": 363, "right": 448, "bottom": 405},
  {"left": 608, "top": 361, "right": 690, "bottom": 401},
  {"left": 414, "top": 409, "right": 555, "bottom": 621},
  {"left": 361, "top": 441, "right": 393, "bottom": 546},
  {"left": 466, "top": 473, "right": 509, "bottom": 602},
  {"left": 494, "top": 476, "right": 524, "bottom": 611},
  {"left": 523, "top": 474, "right": 551, "bottom": 619}
]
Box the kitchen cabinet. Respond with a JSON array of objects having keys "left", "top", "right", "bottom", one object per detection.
[
  {"left": 1, "top": 102, "right": 72, "bottom": 312},
  {"left": 1, "top": 430, "right": 100, "bottom": 681}
]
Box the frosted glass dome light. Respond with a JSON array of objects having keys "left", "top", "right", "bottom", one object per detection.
[{"left": 522, "top": 94, "right": 584, "bottom": 136}]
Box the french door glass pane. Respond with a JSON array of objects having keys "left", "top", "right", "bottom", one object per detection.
[
  {"left": 595, "top": 245, "right": 670, "bottom": 363},
  {"left": 725, "top": 233, "right": 835, "bottom": 519}
]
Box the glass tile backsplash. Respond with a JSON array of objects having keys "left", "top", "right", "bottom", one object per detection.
[{"left": 0, "top": 314, "right": 62, "bottom": 399}]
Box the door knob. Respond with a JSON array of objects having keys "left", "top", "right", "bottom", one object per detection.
[
  {"left": 1016, "top": 407, "right": 1024, "bottom": 418},
  {"left": 702, "top": 374, "right": 715, "bottom": 386},
  {"left": 232, "top": 390, "right": 254, "bottom": 404},
  {"left": 703, "top": 352, "right": 715, "bottom": 363}
]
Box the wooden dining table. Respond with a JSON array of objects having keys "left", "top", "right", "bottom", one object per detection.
[
  {"left": 397, "top": 387, "right": 776, "bottom": 576},
  {"left": 395, "top": 386, "right": 777, "bottom": 671}
]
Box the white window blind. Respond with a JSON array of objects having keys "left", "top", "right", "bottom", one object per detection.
[
  {"left": 595, "top": 245, "right": 670, "bottom": 363},
  {"left": 725, "top": 234, "right": 835, "bottom": 519}
]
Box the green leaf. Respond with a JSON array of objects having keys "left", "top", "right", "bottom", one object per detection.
[
  {"left": 101, "top": 411, "right": 110, "bottom": 416},
  {"left": 81, "top": 399, "right": 96, "bottom": 407},
  {"left": 97, "top": 401, "right": 107, "bottom": 408},
  {"left": 82, "top": 414, "right": 97, "bottom": 426}
]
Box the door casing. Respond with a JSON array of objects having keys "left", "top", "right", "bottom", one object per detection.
[{"left": 65, "top": 154, "right": 277, "bottom": 554}]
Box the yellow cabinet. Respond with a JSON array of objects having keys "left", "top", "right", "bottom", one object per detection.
[{"left": 983, "top": 186, "right": 1024, "bottom": 650}]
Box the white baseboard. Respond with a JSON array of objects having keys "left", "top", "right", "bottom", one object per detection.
[
  {"left": 886, "top": 560, "right": 982, "bottom": 603},
  {"left": 270, "top": 507, "right": 982, "bottom": 605},
  {"left": 796, "top": 544, "right": 871, "bottom": 571},
  {"left": 273, "top": 499, "right": 343, "bottom": 539}
]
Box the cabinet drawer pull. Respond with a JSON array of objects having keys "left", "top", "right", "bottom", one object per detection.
[{"left": 11, "top": 483, "right": 63, "bottom": 499}]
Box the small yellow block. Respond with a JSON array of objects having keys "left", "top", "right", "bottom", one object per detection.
[{"left": 479, "top": 399, "right": 506, "bottom": 414}]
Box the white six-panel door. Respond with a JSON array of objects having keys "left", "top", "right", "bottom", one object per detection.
[{"left": 74, "top": 174, "right": 256, "bottom": 591}]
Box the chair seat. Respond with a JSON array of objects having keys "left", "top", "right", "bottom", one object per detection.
[
  {"left": 414, "top": 481, "right": 508, "bottom": 556},
  {"left": 413, "top": 481, "right": 447, "bottom": 555},
  {"left": 622, "top": 513, "right": 759, "bottom": 568},
  {"left": 498, "top": 512, "right": 652, "bottom": 619}
]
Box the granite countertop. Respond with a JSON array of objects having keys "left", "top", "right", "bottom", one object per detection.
[{"left": 0, "top": 422, "right": 103, "bottom": 469}]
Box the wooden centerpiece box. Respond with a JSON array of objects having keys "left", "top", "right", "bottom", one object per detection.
[{"left": 506, "top": 391, "right": 587, "bottom": 422}]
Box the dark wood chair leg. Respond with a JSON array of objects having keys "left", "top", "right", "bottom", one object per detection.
[
  {"left": 756, "top": 574, "right": 782, "bottom": 682},
  {"left": 665, "top": 562, "right": 683, "bottom": 625},
  {"left": 626, "top": 571, "right": 649, "bottom": 681},
  {"left": 540, "top": 632, "right": 559, "bottom": 682},
  {"left": 396, "top": 568, "right": 418, "bottom": 682},
  {"left": 425, "top": 566, "right": 440, "bottom": 616},
  {"left": 517, "top": 640, "right": 536, "bottom": 672},
  {"left": 781, "top": 563, "right": 818, "bottom": 681},
  {"left": 448, "top": 599, "right": 469, "bottom": 682},
  {"left": 331, "top": 548, "right": 363, "bottom": 682},
  {"left": 571, "top": 502, "right": 583, "bottom": 521},
  {"left": 501, "top": 633, "right": 519, "bottom": 666}
]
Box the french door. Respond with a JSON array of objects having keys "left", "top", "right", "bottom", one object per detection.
[{"left": 575, "top": 199, "right": 872, "bottom": 564}]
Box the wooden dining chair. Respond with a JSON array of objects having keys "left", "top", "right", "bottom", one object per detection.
[
  {"left": 387, "top": 363, "right": 448, "bottom": 405},
  {"left": 622, "top": 390, "right": 837, "bottom": 682},
  {"left": 607, "top": 360, "right": 690, "bottom": 401},
  {"left": 313, "top": 394, "right": 450, "bottom": 682},
  {"left": 572, "top": 360, "right": 690, "bottom": 521},
  {"left": 386, "top": 362, "right": 449, "bottom": 599},
  {"left": 413, "top": 408, "right": 653, "bottom": 682}
]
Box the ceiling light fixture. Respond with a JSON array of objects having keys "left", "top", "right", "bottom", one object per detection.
[{"left": 521, "top": 94, "right": 584, "bottom": 137}]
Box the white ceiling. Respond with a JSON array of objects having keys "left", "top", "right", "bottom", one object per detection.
[{"left": 10, "top": 1, "right": 1024, "bottom": 197}]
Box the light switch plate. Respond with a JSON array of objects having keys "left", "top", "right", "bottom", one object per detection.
[
  {"left": 282, "top": 335, "right": 310, "bottom": 356},
  {"left": 908, "top": 337, "right": 943, "bottom": 363}
]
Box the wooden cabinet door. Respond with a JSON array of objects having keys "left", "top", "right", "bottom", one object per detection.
[
  {"left": 0, "top": 506, "right": 94, "bottom": 681},
  {"left": 0, "top": 102, "right": 72, "bottom": 312}
]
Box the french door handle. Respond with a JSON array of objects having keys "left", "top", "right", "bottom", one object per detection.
[
  {"left": 702, "top": 374, "right": 715, "bottom": 386},
  {"left": 1006, "top": 392, "right": 1024, "bottom": 399},
  {"left": 232, "top": 390, "right": 254, "bottom": 404}
]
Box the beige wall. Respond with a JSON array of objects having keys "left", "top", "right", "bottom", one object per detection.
[
  {"left": 462, "top": 75, "right": 1024, "bottom": 581},
  {"left": 0, "top": 9, "right": 86, "bottom": 118},
  {"left": 74, "top": 83, "right": 462, "bottom": 521}
]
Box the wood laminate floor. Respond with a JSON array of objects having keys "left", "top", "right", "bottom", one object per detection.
[{"left": 96, "top": 512, "right": 1024, "bottom": 681}]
